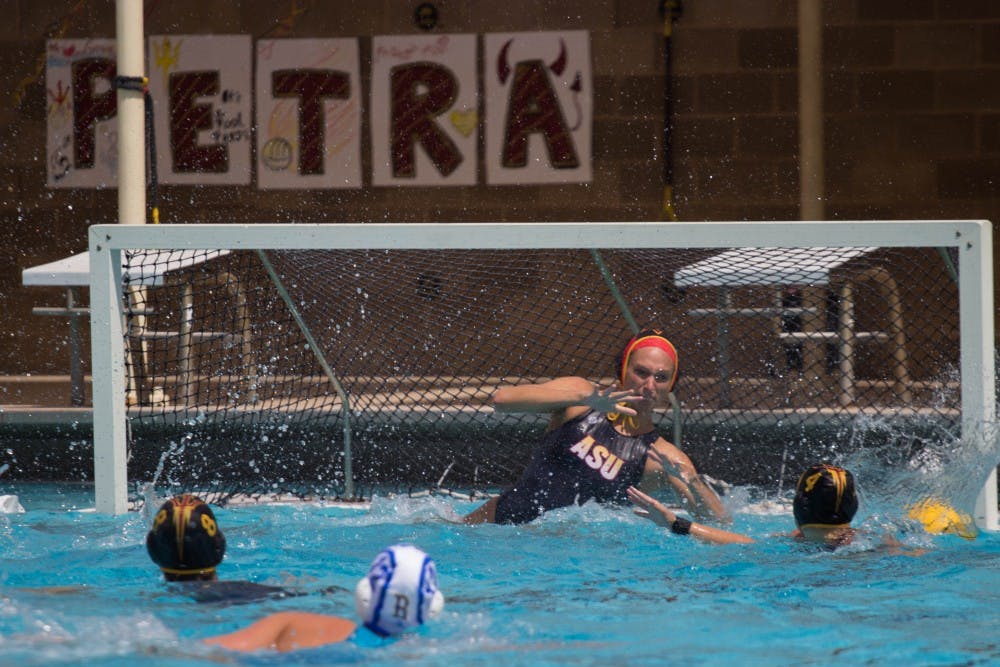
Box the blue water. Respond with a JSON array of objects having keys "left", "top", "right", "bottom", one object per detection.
[{"left": 1, "top": 482, "right": 999, "bottom": 666}]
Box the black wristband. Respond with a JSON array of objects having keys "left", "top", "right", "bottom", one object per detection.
[{"left": 671, "top": 517, "right": 692, "bottom": 535}]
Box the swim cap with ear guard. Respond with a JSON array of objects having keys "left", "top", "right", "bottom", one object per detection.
[
  {"left": 146, "top": 494, "right": 226, "bottom": 578},
  {"left": 354, "top": 544, "right": 444, "bottom": 637},
  {"left": 793, "top": 464, "right": 858, "bottom": 527}
]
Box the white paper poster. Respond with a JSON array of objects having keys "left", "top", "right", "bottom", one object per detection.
[
  {"left": 147, "top": 34, "right": 252, "bottom": 185},
  {"left": 484, "top": 31, "right": 592, "bottom": 185},
  {"left": 256, "top": 39, "right": 362, "bottom": 189},
  {"left": 371, "top": 34, "right": 478, "bottom": 187},
  {"left": 45, "top": 39, "right": 118, "bottom": 188}
]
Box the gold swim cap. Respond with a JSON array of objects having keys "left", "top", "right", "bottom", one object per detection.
[{"left": 907, "top": 499, "right": 978, "bottom": 540}]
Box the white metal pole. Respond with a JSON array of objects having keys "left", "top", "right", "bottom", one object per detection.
[
  {"left": 798, "top": 0, "right": 824, "bottom": 220},
  {"left": 91, "top": 242, "right": 128, "bottom": 514},
  {"left": 117, "top": 0, "right": 145, "bottom": 228},
  {"left": 961, "top": 222, "right": 998, "bottom": 530},
  {"left": 95, "top": 0, "right": 145, "bottom": 513}
]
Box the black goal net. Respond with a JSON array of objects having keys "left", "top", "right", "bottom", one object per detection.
[{"left": 119, "top": 243, "right": 961, "bottom": 505}]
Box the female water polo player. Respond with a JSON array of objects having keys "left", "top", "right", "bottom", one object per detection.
[
  {"left": 628, "top": 462, "right": 860, "bottom": 547},
  {"left": 464, "top": 329, "right": 730, "bottom": 525},
  {"left": 146, "top": 494, "right": 289, "bottom": 603},
  {"left": 203, "top": 544, "right": 444, "bottom": 653}
]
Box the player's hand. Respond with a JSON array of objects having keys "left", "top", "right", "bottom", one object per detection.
[
  {"left": 645, "top": 445, "right": 686, "bottom": 479},
  {"left": 586, "top": 385, "right": 642, "bottom": 415},
  {"left": 627, "top": 486, "right": 676, "bottom": 527}
]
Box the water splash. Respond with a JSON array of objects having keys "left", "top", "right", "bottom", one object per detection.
[{"left": 844, "top": 410, "right": 998, "bottom": 523}]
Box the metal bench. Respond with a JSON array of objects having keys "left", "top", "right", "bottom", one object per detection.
[
  {"left": 22, "top": 249, "right": 249, "bottom": 407},
  {"left": 674, "top": 247, "right": 912, "bottom": 407}
]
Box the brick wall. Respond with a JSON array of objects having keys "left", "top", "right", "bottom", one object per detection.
[{"left": 1, "top": 0, "right": 998, "bottom": 382}]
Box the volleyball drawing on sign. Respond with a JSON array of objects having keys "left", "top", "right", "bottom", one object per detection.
[{"left": 256, "top": 38, "right": 362, "bottom": 190}]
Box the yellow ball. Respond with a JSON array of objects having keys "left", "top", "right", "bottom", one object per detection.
[{"left": 907, "top": 499, "right": 978, "bottom": 540}]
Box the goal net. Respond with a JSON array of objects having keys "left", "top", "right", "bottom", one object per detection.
[{"left": 88, "top": 221, "right": 997, "bottom": 528}]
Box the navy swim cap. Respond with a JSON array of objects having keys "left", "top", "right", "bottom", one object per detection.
[
  {"left": 146, "top": 494, "right": 226, "bottom": 579},
  {"left": 793, "top": 464, "right": 858, "bottom": 527}
]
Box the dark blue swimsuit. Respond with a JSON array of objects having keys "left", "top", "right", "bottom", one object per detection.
[{"left": 493, "top": 410, "right": 657, "bottom": 524}]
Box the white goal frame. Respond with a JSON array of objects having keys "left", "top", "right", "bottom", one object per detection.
[{"left": 88, "top": 220, "right": 998, "bottom": 529}]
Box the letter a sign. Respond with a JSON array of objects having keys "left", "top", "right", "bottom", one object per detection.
[{"left": 485, "top": 31, "right": 592, "bottom": 185}]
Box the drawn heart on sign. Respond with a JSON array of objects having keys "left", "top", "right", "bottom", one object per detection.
[{"left": 449, "top": 109, "right": 477, "bottom": 137}]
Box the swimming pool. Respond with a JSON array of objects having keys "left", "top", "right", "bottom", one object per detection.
[{"left": 1, "top": 481, "right": 998, "bottom": 666}]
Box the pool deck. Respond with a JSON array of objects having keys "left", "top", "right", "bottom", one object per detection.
[
  {"left": 0, "top": 375, "right": 93, "bottom": 425},
  {"left": 0, "top": 372, "right": 958, "bottom": 427}
]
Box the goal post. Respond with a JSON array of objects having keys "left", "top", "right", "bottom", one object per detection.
[{"left": 88, "top": 220, "right": 997, "bottom": 529}]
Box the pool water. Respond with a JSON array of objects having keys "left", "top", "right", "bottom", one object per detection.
[{"left": 1, "top": 482, "right": 999, "bottom": 666}]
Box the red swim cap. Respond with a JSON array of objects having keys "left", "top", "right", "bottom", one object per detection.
[{"left": 617, "top": 329, "right": 679, "bottom": 392}]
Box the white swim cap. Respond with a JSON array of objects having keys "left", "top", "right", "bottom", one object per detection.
[{"left": 354, "top": 544, "right": 444, "bottom": 636}]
